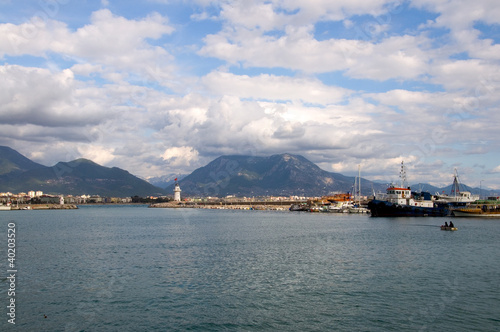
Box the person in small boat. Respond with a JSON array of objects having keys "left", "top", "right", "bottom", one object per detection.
[
  {"left": 449, "top": 221, "right": 454, "bottom": 228},
  {"left": 444, "top": 222, "right": 449, "bottom": 227}
]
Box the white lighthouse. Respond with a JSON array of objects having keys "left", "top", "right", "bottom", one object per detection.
[{"left": 174, "top": 182, "right": 181, "bottom": 202}]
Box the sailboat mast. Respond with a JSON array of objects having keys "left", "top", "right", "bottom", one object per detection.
[
  {"left": 452, "top": 168, "right": 460, "bottom": 198},
  {"left": 358, "top": 164, "right": 361, "bottom": 205}
]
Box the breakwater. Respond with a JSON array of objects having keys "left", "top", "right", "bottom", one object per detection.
[
  {"left": 9, "top": 204, "right": 78, "bottom": 210},
  {"left": 149, "top": 200, "right": 305, "bottom": 210}
]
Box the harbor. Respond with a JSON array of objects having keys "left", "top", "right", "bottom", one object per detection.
[{"left": 149, "top": 164, "right": 500, "bottom": 217}]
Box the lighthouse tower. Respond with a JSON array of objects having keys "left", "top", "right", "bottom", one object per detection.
[{"left": 174, "top": 181, "right": 181, "bottom": 202}]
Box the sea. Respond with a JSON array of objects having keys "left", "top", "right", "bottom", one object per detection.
[{"left": 1, "top": 205, "right": 500, "bottom": 331}]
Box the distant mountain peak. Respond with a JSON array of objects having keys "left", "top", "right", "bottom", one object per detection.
[
  {"left": 0, "top": 145, "right": 45, "bottom": 175},
  {"left": 72, "top": 158, "right": 96, "bottom": 163},
  {"left": 169, "top": 153, "right": 383, "bottom": 197},
  {"left": 64, "top": 158, "right": 99, "bottom": 167}
]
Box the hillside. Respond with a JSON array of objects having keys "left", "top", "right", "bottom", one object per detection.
[
  {"left": 0, "top": 146, "right": 45, "bottom": 175},
  {"left": 0, "top": 148, "right": 166, "bottom": 197}
]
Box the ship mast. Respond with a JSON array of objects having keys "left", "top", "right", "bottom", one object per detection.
[
  {"left": 358, "top": 164, "right": 361, "bottom": 206},
  {"left": 451, "top": 168, "right": 461, "bottom": 198},
  {"left": 399, "top": 161, "right": 407, "bottom": 188}
]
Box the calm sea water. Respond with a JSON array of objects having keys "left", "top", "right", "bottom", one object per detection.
[{"left": 1, "top": 205, "right": 500, "bottom": 331}]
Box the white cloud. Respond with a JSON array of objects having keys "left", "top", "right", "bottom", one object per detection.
[
  {"left": 0, "top": 19, "right": 69, "bottom": 57},
  {"left": 69, "top": 10, "right": 174, "bottom": 67},
  {"left": 430, "top": 59, "right": 500, "bottom": 91},
  {"left": 412, "top": 0, "right": 500, "bottom": 30},
  {"left": 200, "top": 25, "right": 354, "bottom": 73},
  {"left": 219, "top": 1, "right": 289, "bottom": 31},
  {"left": 344, "top": 35, "right": 432, "bottom": 80},
  {"left": 201, "top": 71, "right": 351, "bottom": 104},
  {"left": 492, "top": 165, "right": 500, "bottom": 173},
  {"left": 77, "top": 145, "right": 116, "bottom": 165},
  {"left": 70, "top": 63, "right": 103, "bottom": 76},
  {"left": 0, "top": 9, "right": 175, "bottom": 78},
  {"left": 218, "top": 0, "right": 397, "bottom": 28},
  {"left": 0, "top": 65, "right": 106, "bottom": 127},
  {"left": 201, "top": 24, "right": 433, "bottom": 80},
  {"left": 162, "top": 146, "right": 200, "bottom": 167}
]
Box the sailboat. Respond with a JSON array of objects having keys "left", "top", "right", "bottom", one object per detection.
[{"left": 349, "top": 165, "right": 370, "bottom": 213}]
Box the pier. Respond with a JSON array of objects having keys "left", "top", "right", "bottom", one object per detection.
[{"left": 149, "top": 200, "right": 307, "bottom": 210}]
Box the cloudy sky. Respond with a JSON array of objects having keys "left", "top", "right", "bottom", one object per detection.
[{"left": 1, "top": 0, "right": 500, "bottom": 189}]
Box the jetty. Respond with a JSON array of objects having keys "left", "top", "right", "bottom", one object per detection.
[
  {"left": 149, "top": 200, "right": 305, "bottom": 210},
  {"left": 10, "top": 204, "right": 78, "bottom": 210}
]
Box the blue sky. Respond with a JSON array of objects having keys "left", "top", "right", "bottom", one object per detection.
[{"left": 1, "top": 0, "right": 500, "bottom": 190}]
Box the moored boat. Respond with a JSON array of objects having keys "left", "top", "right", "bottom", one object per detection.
[
  {"left": 289, "top": 203, "right": 309, "bottom": 211},
  {"left": 434, "top": 169, "right": 479, "bottom": 206},
  {"left": 367, "top": 161, "right": 451, "bottom": 217},
  {"left": 348, "top": 205, "right": 370, "bottom": 213},
  {"left": 349, "top": 165, "right": 370, "bottom": 213},
  {"left": 452, "top": 204, "right": 500, "bottom": 217}
]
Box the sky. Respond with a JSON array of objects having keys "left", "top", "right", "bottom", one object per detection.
[{"left": 1, "top": 0, "right": 500, "bottom": 190}]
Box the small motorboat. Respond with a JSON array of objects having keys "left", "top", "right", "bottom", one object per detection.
[{"left": 440, "top": 226, "right": 457, "bottom": 231}]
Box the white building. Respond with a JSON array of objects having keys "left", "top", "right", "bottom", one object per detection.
[{"left": 174, "top": 183, "right": 181, "bottom": 202}]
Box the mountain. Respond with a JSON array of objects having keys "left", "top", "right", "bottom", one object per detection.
[
  {"left": 0, "top": 146, "right": 45, "bottom": 175},
  {"left": 0, "top": 147, "right": 166, "bottom": 197},
  {"left": 146, "top": 174, "right": 178, "bottom": 189},
  {"left": 166, "top": 153, "right": 387, "bottom": 197},
  {"left": 166, "top": 153, "right": 500, "bottom": 198}
]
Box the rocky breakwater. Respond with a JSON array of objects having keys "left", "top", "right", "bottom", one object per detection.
[
  {"left": 11, "top": 204, "right": 78, "bottom": 210},
  {"left": 149, "top": 201, "right": 290, "bottom": 211},
  {"left": 149, "top": 201, "right": 186, "bottom": 208}
]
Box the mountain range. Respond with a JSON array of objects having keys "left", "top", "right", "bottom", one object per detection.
[
  {"left": 0, "top": 146, "right": 165, "bottom": 197},
  {"left": 1, "top": 146, "right": 495, "bottom": 198}
]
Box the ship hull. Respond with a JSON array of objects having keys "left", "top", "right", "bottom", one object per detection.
[
  {"left": 452, "top": 210, "right": 500, "bottom": 218},
  {"left": 368, "top": 200, "right": 450, "bottom": 217}
]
